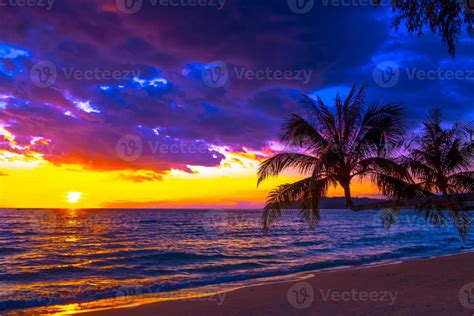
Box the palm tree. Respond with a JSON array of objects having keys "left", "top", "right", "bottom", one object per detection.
[
  {"left": 398, "top": 109, "right": 474, "bottom": 239},
  {"left": 404, "top": 109, "right": 473, "bottom": 195},
  {"left": 257, "top": 84, "right": 406, "bottom": 231},
  {"left": 373, "top": 0, "right": 473, "bottom": 57}
]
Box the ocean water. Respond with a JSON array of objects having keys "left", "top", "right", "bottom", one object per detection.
[{"left": 0, "top": 208, "right": 473, "bottom": 314}]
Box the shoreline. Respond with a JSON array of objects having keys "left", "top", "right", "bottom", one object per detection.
[
  {"left": 78, "top": 251, "right": 474, "bottom": 315},
  {"left": 17, "top": 250, "right": 472, "bottom": 315}
]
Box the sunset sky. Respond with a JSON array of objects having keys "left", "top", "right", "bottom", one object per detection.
[{"left": 0, "top": 1, "right": 473, "bottom": 208}]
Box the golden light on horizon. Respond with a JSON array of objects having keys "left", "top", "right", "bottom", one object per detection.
[
  {"left": 66, "top": 192, "right": 82, "bottom": 204},
  {"left": 0, "top": 138, "right": 380, "bottom": 208}
]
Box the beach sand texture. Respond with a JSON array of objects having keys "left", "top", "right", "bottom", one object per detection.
[{"left": 81, "top": 252, "right": 474, "bottom": 316}]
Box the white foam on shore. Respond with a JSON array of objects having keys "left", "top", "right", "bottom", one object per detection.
[{"left": 17, "top": 249, "right": 474, "bottom": 316}]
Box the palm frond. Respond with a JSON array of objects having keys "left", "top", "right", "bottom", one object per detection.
[
  {"left": 355, "top": 157, "right": 410, "bottom": 180},
  {"left": 343, "top": 84, "right": 366, "bottom": 142},
  {"left": 312, "top": 96, "right": 339, "bottom": 140},
  {"left": 353, "top": 103, "right": 404, "bottom": 156},
  {"left": 299, "top": 177, "right": 330, "bottom": 229},
  {"left": 373, "top": 173, "right": 431, "bottom": 200},
  {"left": 257, "top": 153, "right": 319, "bottom": 186},
  {"left": 262, "top": 177, "right": 329, "bottom": 232},
  {"left": 402, "top": 156, "right": 435, "bottom": 183},
  {"left": 447, "top": 172, "right": 474, "bottom": 193},
  {"left": 444, "top": 137, "right": 471, "bottom": 173},
  {"left": 280, "top": 114, "right": 328, "bottom": 151},
  {"left": 407, "top": 109, "right": 473, "bottom": 196}
]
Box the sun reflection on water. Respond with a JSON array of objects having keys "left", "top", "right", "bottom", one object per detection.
[{"left": 0, "top": 209, "right": 472, "bottom": 315}]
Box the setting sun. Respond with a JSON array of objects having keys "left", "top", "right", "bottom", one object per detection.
[{"left": 66, "top": 192, "right": 82, "bottom": 204}]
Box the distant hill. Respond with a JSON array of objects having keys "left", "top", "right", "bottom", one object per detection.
[{"left": 282, "top": 197, "right": 384, "bottom": 209}]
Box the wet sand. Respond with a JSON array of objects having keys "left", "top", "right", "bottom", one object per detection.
[{"left": 82, "top": 252, "right": 474, "bottom": 316}]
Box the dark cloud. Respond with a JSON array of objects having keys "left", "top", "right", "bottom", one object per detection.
[{"left": 0, "top": 1, "right": 472, "bottom": 176}]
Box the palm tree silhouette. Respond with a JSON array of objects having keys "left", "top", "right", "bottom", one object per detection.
[
  {"left": 398, "top": 109, "right": 474, "bottom": 239},
  {"left": 257, "top": 84, "right": 406, "bottom": 231}
]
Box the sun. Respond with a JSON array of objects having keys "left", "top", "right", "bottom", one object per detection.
[{"left": 66, "top": 192, "right": 82, "bottom": 204}]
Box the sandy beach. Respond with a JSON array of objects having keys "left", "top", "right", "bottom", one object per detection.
[{"left": 80, "top": 251, "right": 474, "bottom": 316}]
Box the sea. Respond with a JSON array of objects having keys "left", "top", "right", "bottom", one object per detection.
[{"left": 0, "top": 208, "right": 472, "bottom": 314}]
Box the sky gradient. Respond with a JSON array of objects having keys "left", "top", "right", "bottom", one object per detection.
[{"left": 0, "top": 0, "right": 473, "bottom": 208}]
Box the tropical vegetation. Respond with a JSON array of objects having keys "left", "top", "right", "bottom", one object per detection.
[{"left": 258, "top": 85, "right": 474, "bottom": 240}]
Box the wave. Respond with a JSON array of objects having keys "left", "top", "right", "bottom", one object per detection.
[
  {"left": 292, "top": 240, "right": 323, "bottom": 247},
  {"left": 88, "top": 250, "right": 275, "bottom": 267},
  {"left": 0, "top": 209, "right": 472, "bottom": 313},
  {"left": 0, "top": 247, "right": 25, "bottom": 256},
  {"left": 183, "top": 262, "right": 265, "bottom": 273}
]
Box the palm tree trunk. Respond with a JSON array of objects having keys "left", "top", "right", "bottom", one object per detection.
[{"left": 342, "top": 182, "right": 354, "bottom": 209}]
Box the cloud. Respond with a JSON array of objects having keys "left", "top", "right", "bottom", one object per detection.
[{"left": 0, "top": 1, "right": 472, "bottom": 177}]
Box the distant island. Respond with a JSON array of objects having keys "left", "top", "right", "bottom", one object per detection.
[{"left": 285, "top": 197, "right": 384, "bottom": 210}]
